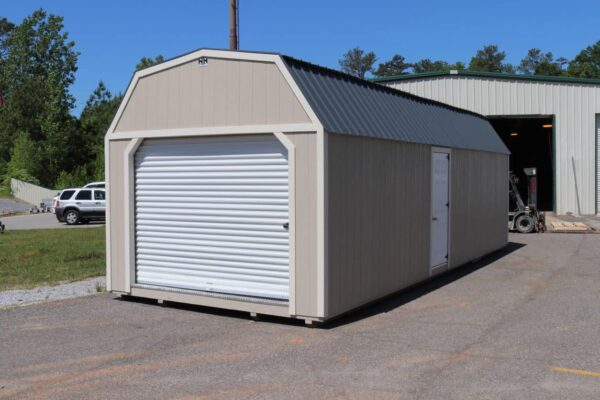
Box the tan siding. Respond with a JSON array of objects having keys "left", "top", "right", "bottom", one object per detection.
[
  {"left": 285, "top": 132, "right": 318, "bottom": 317},
  {"left": 114, "top": 58, "right": 310, "bottom": 132},
  {"left": 326, "top": 134, "right": 431, "bottom": 317},
  {"left": 108, "top": 139, "right": 130, "bottom": 292},
  {"left": 449, "top": 149, "right": 509, "bottom": 268}
]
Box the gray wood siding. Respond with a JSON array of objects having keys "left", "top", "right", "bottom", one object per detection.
[
  {"left": 449, "top": 149, "right": 509, "bottom": 268},
  {"left": 326, "top": 134, "right": 431, "bottom": 317},
  {"left": 114, "top": 58, "right": 310, "bottom": 132},
  {"left": 108, "top": 139, "right": 130, "bottom": 292},
  {"left": 285, "top": 132, "right": 318, "bottom": 317}
]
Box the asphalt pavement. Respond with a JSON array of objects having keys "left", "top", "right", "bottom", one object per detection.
[
  {"left": 1, "top": 213, "right": 103, "bottom": 230},
  {"left": 1, "top": 233, "right": 599, "bottom": 399}
]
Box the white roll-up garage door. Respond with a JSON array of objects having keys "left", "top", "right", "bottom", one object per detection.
[{"left": 134, "top": 135, "right": 290, "bottom": 300}]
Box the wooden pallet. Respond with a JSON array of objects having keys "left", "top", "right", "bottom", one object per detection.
[{"left": 547, "top": 221, "right": 591, "bottom": 232}]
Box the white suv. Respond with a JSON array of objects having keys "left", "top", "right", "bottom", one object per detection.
[
  {"left": 54, "top": 188, "right": 106, "bottom": 225},
  {"left": 84, "top": 181, "right": 105, "bottom": 188}
]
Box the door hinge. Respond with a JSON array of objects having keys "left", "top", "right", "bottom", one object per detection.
[
  {"left": 445, "top": 254, "right": 448, "bottom": 259},
  {"left": 446, "top": 202, "right": 449, "bottom": 207}
]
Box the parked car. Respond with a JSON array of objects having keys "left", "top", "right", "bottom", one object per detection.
[
  {"left": 83, "top": 181, "right": 105, "bottom": 188},
  {"left": 54, "top": 187, "right": 106, "bottom": 225},
  {"left": 51, "top": 190, "right": 67, "bottom": 214}
]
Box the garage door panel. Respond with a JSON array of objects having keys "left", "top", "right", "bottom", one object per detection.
[
  {"left": 137, "top": 254, "right": 289, "bottom": 273},
  {"left": 135, "top": 273, "right": 288, "bottom": 299},
  {"left": 136, "top": 190, "right": 287, "bottom": 199},
  {"left": 136, "top": 246, "right": 288, "bottom": 266},
  {"left": 137, "top": 233, "right": 288, "bottom": 250},
  {"left": 135, "top": 135, "right": 290, "bottom": 300},
  {"left": 137, "top": 229, "right": 288, "bottom": 244},
  {"left": 136, "top": 219, "right": 287, "bottom": 233}
]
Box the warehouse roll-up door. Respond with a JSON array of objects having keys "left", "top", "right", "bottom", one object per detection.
[{"left": 134, "top": 135, "right": 290, "bottom": 300}]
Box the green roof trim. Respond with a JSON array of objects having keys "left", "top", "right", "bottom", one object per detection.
[{"left": 370, "top": 70, "right": 600, "bottom": 85}]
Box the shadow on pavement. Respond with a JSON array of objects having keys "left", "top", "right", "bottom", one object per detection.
[
  {"left": 323, "top": 241, "right": 526, "bottom": 329},
  {"left": 117, "top": 241, "right": 526, "bottom": 329}
]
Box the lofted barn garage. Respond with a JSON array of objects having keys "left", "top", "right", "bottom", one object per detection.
[{"left": 106, "top": 49, "right": 508, "bottom": 324}]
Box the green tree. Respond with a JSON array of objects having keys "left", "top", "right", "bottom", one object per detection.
[
  {"left": 412, "top": 59, "right": 465, "bottom": 73},
  {"left": 567, "top": 40, "right": 600, "bottom": 78},
  {"left": 3, "top": 132, "right": 41, "bottom": 187},
  {"left": 80, "top": 81, "right": 122, "bottom": 143},
  {"left": 55, "top": 166, "right": 88, "bottom": 189},
  {"left": 373, "top": 54, "right": 411, "bottom": 77},
  {"left": 0, "top": 9, "right": 79, "bottom": 186},
  {"left": 468, "top": 45, "right": 514, "bottom": 73},
  {"left": 339, "top": 47, "right": 377, "bottom": 78},
  {"left": 0, "top": 17, "right": 14, "bottom": 47},
  {"left": 136, "top": 55, "right": 165, "bottom": 71},
  {"left": 79, "top": 81, "right": 122, "bottom": 181},
  {"left": 518, "top": 49, "right": 563, "bottom": 76}
]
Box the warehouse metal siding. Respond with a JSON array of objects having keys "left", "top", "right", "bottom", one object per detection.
[
  {"left": 283, "top": 57, "right": 509, "bottom": 155},
  {"left": 384, "top": 76, "right": 600, "bottom": 215}
]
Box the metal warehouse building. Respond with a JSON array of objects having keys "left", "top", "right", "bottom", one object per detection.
[
  {"left": 105, "top": 49, "right": 509, "bottom": 324},
  {"left": 375, "top": 71, "right": 600, "bottom": 216}
]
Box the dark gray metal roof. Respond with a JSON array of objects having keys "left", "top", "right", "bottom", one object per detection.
[{"left": 282, "top": 56, "right": 510, "bottom": 154}]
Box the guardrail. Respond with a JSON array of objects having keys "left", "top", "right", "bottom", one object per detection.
[{"left": 10, "top": 178, "right": 58, "bottom": 207}]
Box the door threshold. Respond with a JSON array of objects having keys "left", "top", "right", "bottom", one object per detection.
[{"left": 430, "top": 262, "right": 448, "bottom": 276}]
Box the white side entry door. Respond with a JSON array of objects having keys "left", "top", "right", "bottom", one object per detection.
[{"left": 430, "top": 151, "right": 449, "bottom": 271}]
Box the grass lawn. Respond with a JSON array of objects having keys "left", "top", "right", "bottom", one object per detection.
[
  {"left": 0, "top": 186, "right": 11, "bottom": 199},
  {"left": 0, "top": 227, "right": 105, "bottom": 291}
]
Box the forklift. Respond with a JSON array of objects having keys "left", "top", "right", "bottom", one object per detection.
[{"left": 508, "top": 167, "right": 546, "bottom": 233}]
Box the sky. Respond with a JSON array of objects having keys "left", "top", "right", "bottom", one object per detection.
[{"left": 3, "top": 0, "right": 600, "bottom": 115}]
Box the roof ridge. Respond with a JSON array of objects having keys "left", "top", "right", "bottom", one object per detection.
[{"left": 370, "top": 70, "right": 600, "bottom": 85}]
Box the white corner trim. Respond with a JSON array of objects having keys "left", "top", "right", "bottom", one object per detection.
[
  {"left": 104, "top": 135, "right": 112, "bottom": 291},
  {"left": 273, "top": 57, "right": 322, "bottom": 128},
  {"left": 274, "top": 132, "right": 296, "bottom": 316},
  {"left": 316, "top": 126, "right": 327, "bottom": 318},
  {"left": 111, "top": 123, "right": 317, "bottom": 140},
  {"left": 123, "top": 138, "right": 143, "bottom": 292}
]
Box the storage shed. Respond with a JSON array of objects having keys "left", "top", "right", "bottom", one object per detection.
[{"left": 105, "top": 49, "right": 509, "bottom": 324}]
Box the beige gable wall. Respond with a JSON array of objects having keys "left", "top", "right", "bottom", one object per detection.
[{"left": 113, "top": 58, "right": 311, "bottom": 133}]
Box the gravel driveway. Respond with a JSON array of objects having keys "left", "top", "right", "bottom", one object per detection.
[
  {"left": 0, "top": 277, "right": 106, "bottom": 308},
  {"left": 1, "top": 233, "right": 599, "bottom": 399}
]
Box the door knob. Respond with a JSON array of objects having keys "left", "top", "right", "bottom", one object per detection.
[{"left": 432, "top": 217, "right": 438, "bottom": 221}]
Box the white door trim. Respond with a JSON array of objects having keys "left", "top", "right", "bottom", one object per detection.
[
  {"left": 124, "top": 138, "right": 144, "bottom": 292},
  {"left": 430, "top": 147, "right": 451, "bottom": 275},
  {"left": 273, "top": 132, "right": 296, "bottom": 315}
]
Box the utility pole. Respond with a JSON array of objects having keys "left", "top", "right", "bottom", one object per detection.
[{"left": 229, "top": 0, "right": 239, "bottom": 50}]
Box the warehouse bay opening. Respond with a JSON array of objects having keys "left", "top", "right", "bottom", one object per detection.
[{"left": 489, "top": 116, "right": 554, "bottom": 211}]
